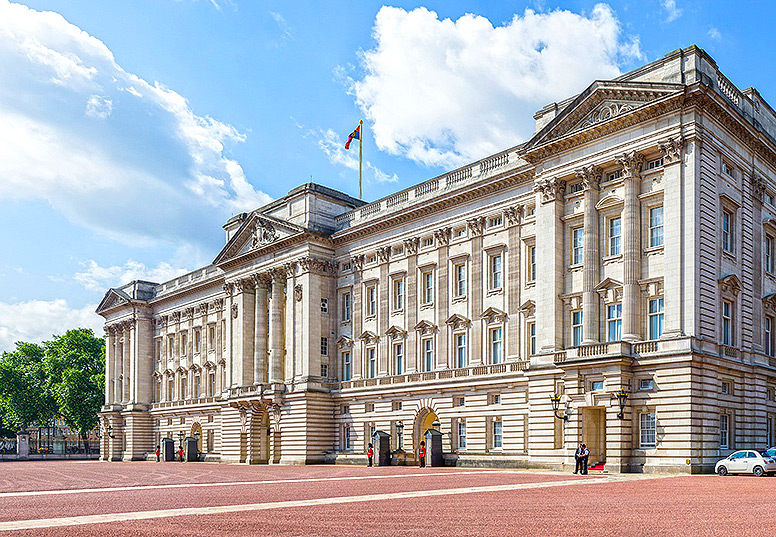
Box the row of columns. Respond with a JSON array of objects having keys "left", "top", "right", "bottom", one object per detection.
[{"left": 105, "top": 320, "right": 132, "bottom": 405}]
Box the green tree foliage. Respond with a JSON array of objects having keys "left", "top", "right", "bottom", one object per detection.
[{"left": 0, "top": 329, "right": 104, "bottom": 437}]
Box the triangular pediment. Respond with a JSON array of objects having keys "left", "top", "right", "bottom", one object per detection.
[
  {"left": 414, "top": 320, "right": 437, "bottom": 335},
  {"left": 519, "top": 300, "right": 536, "bottom": 317},
  {"left": 385, "top": 325, "right": 407, "bottom": 339},
  {"left": 213, "top": 212, "right": 306, "bottom": 265},
  {"left": 594, "top": 277, "right": 623, "bottom": 292},
  {"left": 359, "top": 331, "right": 379, "bottom": 344},
  {"left": 337, "top": 336, "right": 354, "bottom": 349},
  {"left": 445, "top": 314, "right": 470, "bottom": 330},
  {"left": 96, "top": 288, "right": 132, "bottom": 315},
  {"left": 718, "top": 274, "right": 742, "bottom": 294},
  {"left": 481, "top": 307, "right": 507, "bottom": 324},
  {"left": 526, "top": 81, "right": 684, "bottom": 150}
]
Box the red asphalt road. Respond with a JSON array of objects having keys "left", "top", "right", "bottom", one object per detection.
[{"left": 1, "top": 461, "right": 775, "bottom": 536}]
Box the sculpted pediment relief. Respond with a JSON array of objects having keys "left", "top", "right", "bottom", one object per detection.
[
  {"left": 213, "top": 212, "right": 305, "bottom": 265},
  {"left": 96, "top": 288, "right": 132, "bottom": 314}
]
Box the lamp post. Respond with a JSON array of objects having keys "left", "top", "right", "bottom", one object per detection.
[
  {"left": 177, "top": 431, "right": 184, "bottom": 449},
  {"left": 550, "top": 392, "right": 569, "bottom": 421},
  {"left": 614, "top": 389, "right": 629, "bottom": 419},
  {"left": 396, "top": 421, "right": 404, "bottom": 451}
]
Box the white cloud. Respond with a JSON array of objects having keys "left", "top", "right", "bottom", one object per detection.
[
  {"left": 0, "top": 299, "right": 103, "bottom": 354},
  {"left": 708, "top": 27, "right": 722, "bottom": 40},
  {"left": 0, "top": 0, "right": 270, "bottom": 249},
  {"left": 269, "top": 11, "right": 292, "bottom": 43},
  {"left": 315, "top": 128, "right": 398, "bottom": 184},
  {"left": 350, "top": 5, "right": 642, "bottom": 168},
  {"left": 660, "top": 0, "right": 682, "bottom": 23},
  {"left": 74, "top": 259, "right": 191, "bottom": 291}
]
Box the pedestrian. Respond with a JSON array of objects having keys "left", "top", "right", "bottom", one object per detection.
[
  {"left": 155, "top": 445, "right": 160, "bottom": 463},
  {"left": 581, "top": 443, "right": 589, "bottom": 475},
  {"left": 178, "top": 447, "right": 184, "bottom": 462},
  {"left": 367, "top": 443, "right": 374, "bottom": 467},
  {"left": 574, "top": 442, "right": 584, "bottom": 474},
  {"left": 418, "top": 441, "right": 426, "bottom": 468}
]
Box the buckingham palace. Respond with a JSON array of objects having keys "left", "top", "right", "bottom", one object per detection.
[{"left": 97, "top": 46, "right": 776, "bottom": 473}]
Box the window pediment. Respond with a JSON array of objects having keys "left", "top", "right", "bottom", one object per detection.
[
  {"left": 718, "top": 274, "right": 742, "bottom": 296},
  {"left": 385, "top": 326, "right": 407, "bottom": 340},
  {"left": 481, "top": 307, "right": 507, "bottom": 324},
  {"left": 519, "top": 300, "right": 536, "bottom": 318},
  {"left": 445, "top": 314, "right": 471, "bottom": 330},
  {"left": 414, "top": 320, "right": 437, "bottom": 335},
  {"left": 595, "top": 193, "right": 624, "bottom": 211},
  {"left": 594, "top": 278, "right": 623, "bottom": 304},
  {"left": 359, "top": 331, "right": 379, "bottom": 344},
  {"left": 337, "top": 336, "right": 354, "bottom": 349}
]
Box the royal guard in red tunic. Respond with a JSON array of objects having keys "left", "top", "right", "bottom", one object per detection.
[
  {"left": 178, "top": 447, "right": 184, "bottom": 462},
  {"left": 155, "top": 445, "right": 160, "bottom": 463},
  {"left": 367, "top": 443, "right": 374, "bottom": 467},
  {"left": 418, "top": 441, "right": 426, "bottom": 468}
]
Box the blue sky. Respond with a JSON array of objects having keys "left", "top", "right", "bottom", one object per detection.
[{"left": 0, "top": 0, "right": 773, "bottom": 351}]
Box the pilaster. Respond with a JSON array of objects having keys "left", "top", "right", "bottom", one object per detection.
[
  {"left": 254, "top": 274, "right": 270, "bottom": 385},
  {"left": 467, "top": 218, "right": 485, "bottom": 364},
  {"left": 618, "top": 151, "right": 645, "bottom": 343},
  {"left": 659, "top": 137, "right": 685, "bottom": 338},
  {"left": 269, "top": 267, "right": 286, "bottom": 386},
  {"left": 579, "top": 166, "right": 602, "bottom": 345},
  {"left": 505, "top": 206, "right": 522, "bottom": 359},
  {"left": 404, "top": 239, "right": 419, "bottom": 372},
  {"left": 435, "top": 227, "right": 451, "bottom": 369}
]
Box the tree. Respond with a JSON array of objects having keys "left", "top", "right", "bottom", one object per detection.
[{"left": 0, "top": 342, "right": 57, "bottom": 431}]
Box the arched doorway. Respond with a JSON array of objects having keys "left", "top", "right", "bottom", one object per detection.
[
  {"left": 190, "top": 422, "right": 202, "bottom": 453},
  {"left": 414, "top": 408, "right": 439, "bottom": 451}
]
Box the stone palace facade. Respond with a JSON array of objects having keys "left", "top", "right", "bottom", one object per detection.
[{"left": 98, "top": 46, "right": 776, "bottom": 473}]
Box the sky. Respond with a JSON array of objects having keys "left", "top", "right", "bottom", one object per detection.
[{"left": 0, "top": 0, "right": 773, "bottom": 352}]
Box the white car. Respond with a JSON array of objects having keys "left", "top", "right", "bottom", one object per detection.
[{"left": 715, "top": 450, "right": 776, "bottom": 477}]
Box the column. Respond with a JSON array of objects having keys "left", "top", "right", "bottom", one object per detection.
[
  {"left": 659, "top": 137, "right": 685, "bottom": 337},
  {"left": 505, "top": 206, "right": 522, "bottom": 359},
  {"left": 104, "top": 328, "right": 114, "bottom": 405},
  {"left": 579, "top": 166, "right": 602, "bottom": 344},
  {"left": 254, "top": 274, "right": 270, "bottom": 385},
  {"left": 403, "top": 239, "right": 419, "bottom": 372},
  {"left": 467, "top": 218, "right": 485, "bottom": 364},
  {"left": 122, "top": 322, "right": 131, "bottom": 403},
  {"left": 378, "top": 248, "right": 390, "bottom": 376},
  {"left": 435, "top": 228, "right": 451, "bottom": 369},
  {"left": 351, "top": 255, "right": 364, "bottom": 379},
  {"left": 231, "top": 278, "right": 255, "bottom": 387},
  {"left": 534, "top": 178, "right": 566, "bottom": 352},
  {"left": 113, "top": 328, "right": 122, "bottom": 404},
  {"left": 618, "top": 151, "right": 645, "bottom": 343},
  {"left": 269, "top": 268, "right": 286, "bottom": 385}
]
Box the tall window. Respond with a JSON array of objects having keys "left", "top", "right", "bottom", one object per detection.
[
  {"left": 342, "top": 351, "right": 351, "bottom": 381},
  {"left": 194, "top": 330, "right": 201, "bottom": 353},
  {"left": 649, "top": 206, "right": 664, "bottom": 247},
  {"left": 767, "top": 236, "right": 775, "bottom": 273},
  {"left": 454, "top": 263, "right": 466, "bottom": 297},
  {"left": 367, "top": 286, "right": 377, "bottom": 316},
  {"left": 490, "top": 327, "right": 503, "bottom": 364},
  {"left": 455, "top": 333, "right": 467, "bottom": 368},
  {"left": 208, "top": 371, "right": 216, "bottom": 396},
  {"left": 320, "top": 337, "right": 328, "bottom": 357},
  {"left": 208, "top": 325, "right": 215, "bottom": 351},
  {"left": 722, "top": 300, "right": 734, "bottom": 345},
  {"left": 720, "top": 414, "right": 730, "bottom": 449},
  {"left": 767, "top": 316, "right": 774, "bottom": 357},
  {"left": 640, "top": 412, "right": 656, "bottom": 448},
  {"left": 489, "top": 254, "right": 503, "bottom": 290},
  {"left": 529, "top": 245, "right": 536, "bottom": 281},
  {"left": 344, "top": 425, "right": 352, "bottom": 451},
  {"left": 722, "top": 210, "right": 733, "bottom": 253},
  {"left": 457, "top": 421, "right": 467, "bottom": 449},
  {"left": 342, "top": 292, "right": 351, "bottom": 322},
  {"left": 493, "top": 419, "right": 503, "bottom": 449},
  {"left": 422, "top": 271, "right": 434, "bottom": 304},
  {"left": 572, "top": 227, "right": 584, "bottom": 265},
  {"left": 609, "top": 217, "right": 622, "bottom": 255},
  {"left": 181, "top": 332, "right": 188, "bottom": 356},
  {"left": 368, "top": 348, "right": 376, "bottom": 378},
  {"left": 394, "top": 343, "right": 404, "bottom": 375},
  {"left": 572, "top": 311, "right": 583, "bottom": 347},
  {"left": 607, "top": 304, "right": 622, "bottom": 342},
  {"left": 321, "top": 298, "right": 329, "bottom": 313},
  {"left": 423, "top": 339, "right": 434, "bottom": 372},
  {"left": 648, "top": 298, "right": 664, "bottom": 340},
  {"left": 529, "top": 322, "right": 536, "bottom": 355},
  {"left": 393, "top": 279, "right": 404, "bottom": 310}
]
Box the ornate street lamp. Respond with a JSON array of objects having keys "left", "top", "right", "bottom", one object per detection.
[
  {"left": 549, "top": 392, "right": 568, "bottom": 421},
  {"left": 614, "top": 389, "right": 629, "bottom": 419},
  {"left": 396, "top": 421, "right": 404, "bottom": 451},
  {"left": 177, "top": 431, "right": 184, "bottom": 448}
]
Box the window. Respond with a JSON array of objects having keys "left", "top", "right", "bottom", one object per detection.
[
  {"left": 181, "top": 332, "right": 188, "bottom": 356},
  {"left": 591, "top": 380, "right": 604, "bottom": 391},
  {"left": 457, "top": 421, "right": 467, "bottom": 449},
  {"left": 767, "top": 236, "right": 775, "bottom": 273},
  {"left": 208, "top": 371, "right": 216, "bottom": 396},
  {"left": 528, "top": 245, "right": 536, "bottom": 281},
  {"left": 454, "top": 263, "right": 466, "bottom": 297},
  {"left": 194, "top": 330, "right": 201, "bottom": 353},
  {"left": 721, "top": 381, "right": 730, "bottom": 395},
  {"left": 321, "top": 298, "right": 329, "bottom": 313},
  {"left": 489, "top": 253, "right": 503, "bottom": 290},
  {"left": 320, "top": 337, "right": 329, "bottom": 357},
  {"left": 529, "top": 322, "right": 537, "bottom": 355},
  {"left": 342, "top": 352, "right": 351, "bottom": 381},
  {"left": 342, "top": 292, "right": 351, "bottom": 322},
  {"left": 648, "top": 298, "right": 664, "bottom": 340},
  {"left": 455, "top": 227, "right": 466, "bottom": 238},
  {"left": 367, "top": 285, "right": 377, "bottom": 316},
  {"left": 394, "top": 343, "right": 404, "bottom": 375},
  {"left": 320, "top": 364, "right": 328, "bottom": 378},
  {"left": 490, "top": 327, "right": 503, "bottom": 364},
  {"left": 344, "top": 425, "right": 353, "bottom": 451},
  {"left": 639, "top": 378, "right": 654, "bottom": 391},
  {"left": 607, "top": 304, "right": 622, "bottom": 342},
  {"left": 455, "top": 333, "right": 467, "bottom": 368},
  {"left": 393, "top": 278, "right": 404, "bottom": 310},
  {"left": 342, "top": 262, "right": 352, "bottom": 272},
  {"left": 493, "top": 420, "right": 503, "bottom": 449},
  {"left": 722, "top": 210, "right": 733, "bottom": 253},
  {"left": 646, "top": 157, "right": 663, "bottom": 170},
  {"left": 368, "top": 255, "right": 376, "bottom": 264},
  {"left": 366, "top": 402, "right": 375, "bottom": 413},
  {"left": 368, "top": 348, "right": 376, "bottom": 378},
  {"left": 208, "top": 325, "right": 215, "bottom": 351},
  {"left": 423, "top": 237, "right": 434, "bottom": 247},
  {"left": 571, "top": 227, "right": 584, "bottom": 265},
  {"left": 721, "top": 160, "right": 733, "bottom": 177},
  {"left": 649, "top": 206, "right": 664, "bottom": 247},
  {"left": 722, "top": 300, "right": 734, "bottom": 345},
  {"left": 491, "top": 394, "right": 501, "bottom": 405},
  {"left": 422, "top": 271, "right": 434, "bottom": 304},
  {"left": 768, "top": 417, "right": 773, "bottom": 447},
  {"left": 767, "top": 316, "right": 774, "bottom": 357},
  {"left": 423, "top": 339, "right": 434, "bottom": 372},
  {"left": 194, "top": 375, "right": 201, "bottom": 398},
  {"left": 569, "top": 182, "right": 583, "bottom": 194},
  {"left": 572, "top": 311, "right": 583, "bottom": 347},
  {"left": 342, "top": 405, "right": 350, "bottom": 415},
  {"left": 607, "top": 169, "right": 622, "bottom": 182},
  {"left": 393, "top": 246, "right": 404, "bottom": 256},
  {"left": 526, "top": 206, "right": 535, "bottom": 216},
  {"left": 720, "top": 414, "right": 730, "bottom": 449},
  {"left": 392, "top": 401, "right": 402, "bottom": 411},
  {"left": 608, "top": 217, "right": 622, "bottom": 255},
  {"left": 640, "top": 412, "right": 656, "bottom": 448},
  {"left": 488, "top": 216, "right": 503, "bottom": 228}
]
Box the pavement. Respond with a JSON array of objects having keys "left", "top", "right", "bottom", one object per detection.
[{"left": 0, "top": 461, "right": 773, "bottom": 536}]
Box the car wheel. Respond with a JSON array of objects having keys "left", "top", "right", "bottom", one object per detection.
[
  {"left": 754, "top": 466, "right": 765, "bottom": 477},
  {"left": 717, "top": 466, "right": 728, "bottom": 476}
]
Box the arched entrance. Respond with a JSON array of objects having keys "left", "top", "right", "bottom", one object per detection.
[
  {"left": 414, "top": 408, "right": 439, "bottom": 451},
  {"left": 190, "top": 422, "right": 202, "bottom": 453}
]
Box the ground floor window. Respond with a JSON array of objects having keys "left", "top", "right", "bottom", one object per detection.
[
  {"left": 720, "top": 414, "right": 730, "bottom": 449},
  {"left": 343, "top": 425, "right": 352, "bottom": 451},
  {"left": 640, "top": 412, "right": 656, "bottom": 448},
  {"left": 457, "top": 421, "right": 467, "bottom": 450},
  {"left": 493, "top": 419, "right": 502, "bottom": 449}
]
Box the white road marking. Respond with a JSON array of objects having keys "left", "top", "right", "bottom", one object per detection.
[
  {"left": 0, "top": 470, "right": 512, "bottom": 499},
  {"left": 0, "top": 474, "right": 672, "bottom": 532}
]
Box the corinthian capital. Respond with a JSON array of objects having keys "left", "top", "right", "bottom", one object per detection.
[
  {"left": 575, "top": 165, "right": 602, "bottom": 191},
  {"left": 658, "top": 137, "right": 684, "bottom": 165},
  {"left": 402, "top": 238, "right": 420, "bottom": 255},
  {"left": 533, "top": 178, "right": 566, "bottom": 204},
  {"left": 466, "top": 217, "right": 485, "bottom": 236},
  {"left": 433, "top": 227, "right": 452, "bottom": 246},
  {"left": 616, "top": 151, "right": 645, "bottom": 179}
]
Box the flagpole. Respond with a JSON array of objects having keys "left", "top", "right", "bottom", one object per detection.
[{"left": 359, "top": 120, "right": 363, "bottom": 199}]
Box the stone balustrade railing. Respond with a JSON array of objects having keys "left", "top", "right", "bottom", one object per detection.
[{"left": 151, "top": 396, "right": 220, "bottom": 409}]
